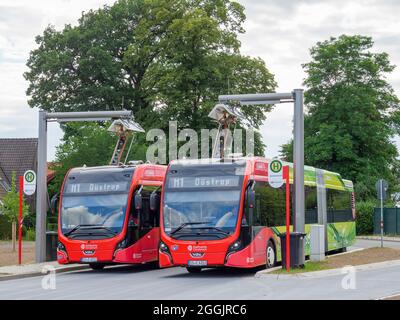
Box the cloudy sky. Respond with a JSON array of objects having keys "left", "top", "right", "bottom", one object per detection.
[{"left": 0, "top": 0, "right": 399, "bottom": 160}]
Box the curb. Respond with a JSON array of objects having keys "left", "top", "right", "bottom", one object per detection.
[
  {"left": 254, "top": 248, "right": 365, "bottom": 278},
  {"left": 0, "top": 264, "right": 90, "bottom": 282},
  {"left": 255, "top": 259, "right": 400, "bottom": 279},
  {"left": 357, "top": 236, "right": 400, "bottom": 243},
  {"left": 254, "top": 266, "right": 281, "bottom": 277},
  {"left": 376, "top": 292, "right": 400, "bottom": 300}
]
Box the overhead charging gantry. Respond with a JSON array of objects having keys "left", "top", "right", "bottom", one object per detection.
[
  {"left": 36, "top": 110, "right": 143, "bottom": 263},
  {"left": 208, "top": 90, "right": 305, "bottom": 235}
]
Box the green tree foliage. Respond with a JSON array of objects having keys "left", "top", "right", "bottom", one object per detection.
[
  {"left": 25, "top": 0, "right": 276, "bottom": 193},
  {"left": 25, "top": 0, "right": 275, "bottom": 130},
  {"left": 281, "top": 35, "right": 399, "bottom": 200},
  {"left": 0, "top": 172, "right": 30, "bottom": 224}
]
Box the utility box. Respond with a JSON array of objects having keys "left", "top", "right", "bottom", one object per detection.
[
  {"left": 310, "top": 224, "right": 325, "bottom": 261},
  {"left": 279, "top": 232, "right": 306, "bottom": 269}
]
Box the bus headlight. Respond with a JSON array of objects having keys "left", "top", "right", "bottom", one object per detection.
[
  {"left": 57, "top": 241, "right": 66, "bottom": 252},
  {"left": 57, "top": 241, "right": 68, "bottom": 260},
  {"left": 159, "top": 241, "right": 170, "bottom": 254},
  {"left": 227, "top": 240, "right": 242, "bottom": 253},
  {"left": 116, "top": 239, "right": 128, "bottom": 250},
  {"left": 113, "top": 239, "right": 128, "bottom": 259},
  {"left": 159, "top": 241, "right": 173, "bottom": 264}
]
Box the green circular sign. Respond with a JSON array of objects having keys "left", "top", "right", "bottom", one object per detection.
[
  {"left": 25, "top": 171, "right": 35, "bottom": 183},
  {"left": 270, "top": 160, "right": 282, "bottom": 173}
]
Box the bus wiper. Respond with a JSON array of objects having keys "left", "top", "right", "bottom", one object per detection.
[
  {"left": 170, "top": 222, "right": 210, "bottom": 235},
  {"left": 64, "top": 224, "right": 93, "bottom": 236},
  {"left": 193, "top": 226, "right": 230, "bottom": 235},
  {"left": 64, "top": 224, "right": 117, "bottom": 236}
]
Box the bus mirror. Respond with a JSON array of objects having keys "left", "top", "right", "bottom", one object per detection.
[
  {"left": 50, "top": 193, "right": 59, "bottom": 215},
  {"left": 150, "top": 193, "right": 160, "bottom": 211},
  {"left": 134, "top": 193, "right": 142, "bottom": 210},
  {"left": 248, "top": 189, "right": 256, "bottom": 209}
]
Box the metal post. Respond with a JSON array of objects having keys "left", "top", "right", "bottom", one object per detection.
[
  {"left": 293, "top": 89, "right": 305, "bottom": 233},
  {"left": 36, "top": 110, "right": 48, "bottom": 263},
  {"left": 380, "top": 180, "right": 384, "bottom": 248}
]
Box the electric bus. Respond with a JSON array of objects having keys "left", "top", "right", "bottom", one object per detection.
[
  {"left": 159, "top": 157, "right": 356, "bottom": 273},
  {"left": 57, "top": 163, "right": 166, "bottom": 269}
]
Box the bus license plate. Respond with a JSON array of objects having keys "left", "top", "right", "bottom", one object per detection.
[
  {"left": 188, "top": 260, "right": 207, "bottom": 267},
  {"left": 81, "top": 257, "right": 97, "bottom": 263}
]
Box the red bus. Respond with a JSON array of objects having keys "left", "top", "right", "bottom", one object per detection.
[
  {"left": 159, "top": 157, "right": 356, "bottom": 273},
  {"left": 57, "top": 163, "right": 166, "bottom": 270}
]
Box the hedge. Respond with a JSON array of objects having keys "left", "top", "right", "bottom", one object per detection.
[{"left": 355, "top": 200, "right": 376, "bottom": 235}]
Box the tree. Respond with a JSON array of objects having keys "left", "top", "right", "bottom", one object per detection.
[
  {"left": 26, "top": 0, "right": 276, "bottom": 193},
  {"left": 24, "top": 0, "right": 274, "bottom": 129},
  {"left": 0, "top": 172, "right": 29, "bottom": 251},
  {"left": 281, "top": 35, "right": 399, "bottom": 200}
]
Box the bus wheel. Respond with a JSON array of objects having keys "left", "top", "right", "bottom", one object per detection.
[
  {"left": 89, "top": 263, "right": 105, "bottom": 270},
  {"left": 266, "top": 240, "right": 276, "bottom": 269},
  {"left": 186, "top": 267, "right": 202, "bottom": 274}
]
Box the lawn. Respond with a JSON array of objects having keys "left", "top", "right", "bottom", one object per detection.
[{"left": 272, "top": 247, "right": 400, "bottom": 274}]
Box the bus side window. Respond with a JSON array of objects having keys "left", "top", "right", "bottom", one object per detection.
[
  {"left": 256, "top": 182, "right": 287, "bottom": 227},
  {"left": 327, "top": 189, "right": 352, "bottom": 223},
  {"left": 305, "top": 186, "right": 318, "bottom": 224}
]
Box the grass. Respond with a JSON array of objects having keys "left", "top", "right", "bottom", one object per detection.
[{"left": 272, "top": 261, "right": 329, "bottom": 274}]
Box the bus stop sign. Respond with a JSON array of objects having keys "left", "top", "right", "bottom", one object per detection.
[
  {"left": 23, "top": 170, "right": 36, "bottom": 196},
  {"left": 268, "top": 159, "right": 284, "bottom": 188},
  {"left": 375, "top": 179, "right": 388, "bottom": 200}
]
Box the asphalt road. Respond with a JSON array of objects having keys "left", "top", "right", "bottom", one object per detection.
[{"left": 0, "top": 239, "right": 399, "bottom": 300}]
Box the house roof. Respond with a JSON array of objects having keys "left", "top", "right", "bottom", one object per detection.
[{"left": 0, "top": 138, "right": 38, "bottom": 198}]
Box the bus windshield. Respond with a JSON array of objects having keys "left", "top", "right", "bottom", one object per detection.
[
  {"left": 61, "top": 193, "right": 128, "bottom": 235},
  {"left": 163, "top": 189, "right": 241, "bottom": 236}
]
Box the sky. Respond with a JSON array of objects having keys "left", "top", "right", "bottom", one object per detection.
[{"left": 0, "top": 0, "right": 399, "bottom": 160}]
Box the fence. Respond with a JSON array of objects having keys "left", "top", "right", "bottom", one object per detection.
[{"left": 374, "top": 208, "right": 400, "bottom": 235}]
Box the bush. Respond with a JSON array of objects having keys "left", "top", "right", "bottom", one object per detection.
[
  {"left": 24, "top": 228, "right": 36, "bottom": 241},
  {"left": 356, "top": 200, "right": 376, "bottom": 235},
  {"left": 0, "top": 214, "right": 11, "bottom": 240}
]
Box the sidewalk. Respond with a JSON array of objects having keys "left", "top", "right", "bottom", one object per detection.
[
  {"left": 357, "top": 235, "right": 400, "bottom": 242},
  {"left": 0, "top": 261, "right": 89, "bottom": 281}
]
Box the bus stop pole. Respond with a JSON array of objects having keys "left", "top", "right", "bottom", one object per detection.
[
  {"left": 284, "top": 166, "right": 290, "bottom": 272},
  {"left": 36, "top": 110, "right": 47, "bottom": 263},
  {"left": 18, "top": 176, "right": 23, "bottom": 265},
  {"left": 380, "top": 180, "right": 384, "bottom": 248},
  {"left": 293, "top": 89, "right": 305, "bottom": 234}
]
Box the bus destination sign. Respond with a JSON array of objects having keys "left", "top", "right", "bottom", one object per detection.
[
  {"left": 168, "top": 176, "right": 240, "bottom": 189},
  {"left": 65, "top": 182, "right": 129, "bottom": 194}
]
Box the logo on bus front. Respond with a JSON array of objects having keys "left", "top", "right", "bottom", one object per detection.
[
  {"left": 187, "top": 245, "right": 207, "bottom": 252},
  {"left": 80, "top": 244, "right": 98, "bottom": 250}
]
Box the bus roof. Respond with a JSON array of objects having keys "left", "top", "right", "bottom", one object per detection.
[
  {"left": 169, "top": 157, "right": 353, "bottom": 192},
  {"left": 68, "top": 163, "right": 166, "bottom": 185}
]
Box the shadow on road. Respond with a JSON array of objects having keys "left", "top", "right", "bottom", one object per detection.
[
  {"left": 72, "top": 262, "right": 160, "bottom": 275},
  {"left": 161, "top": 266, "right": 265, "bottom": 279}
]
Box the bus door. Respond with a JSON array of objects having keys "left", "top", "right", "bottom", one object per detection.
[{"left": 134, "top": 187, "right": 160, "bottom": 260}]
